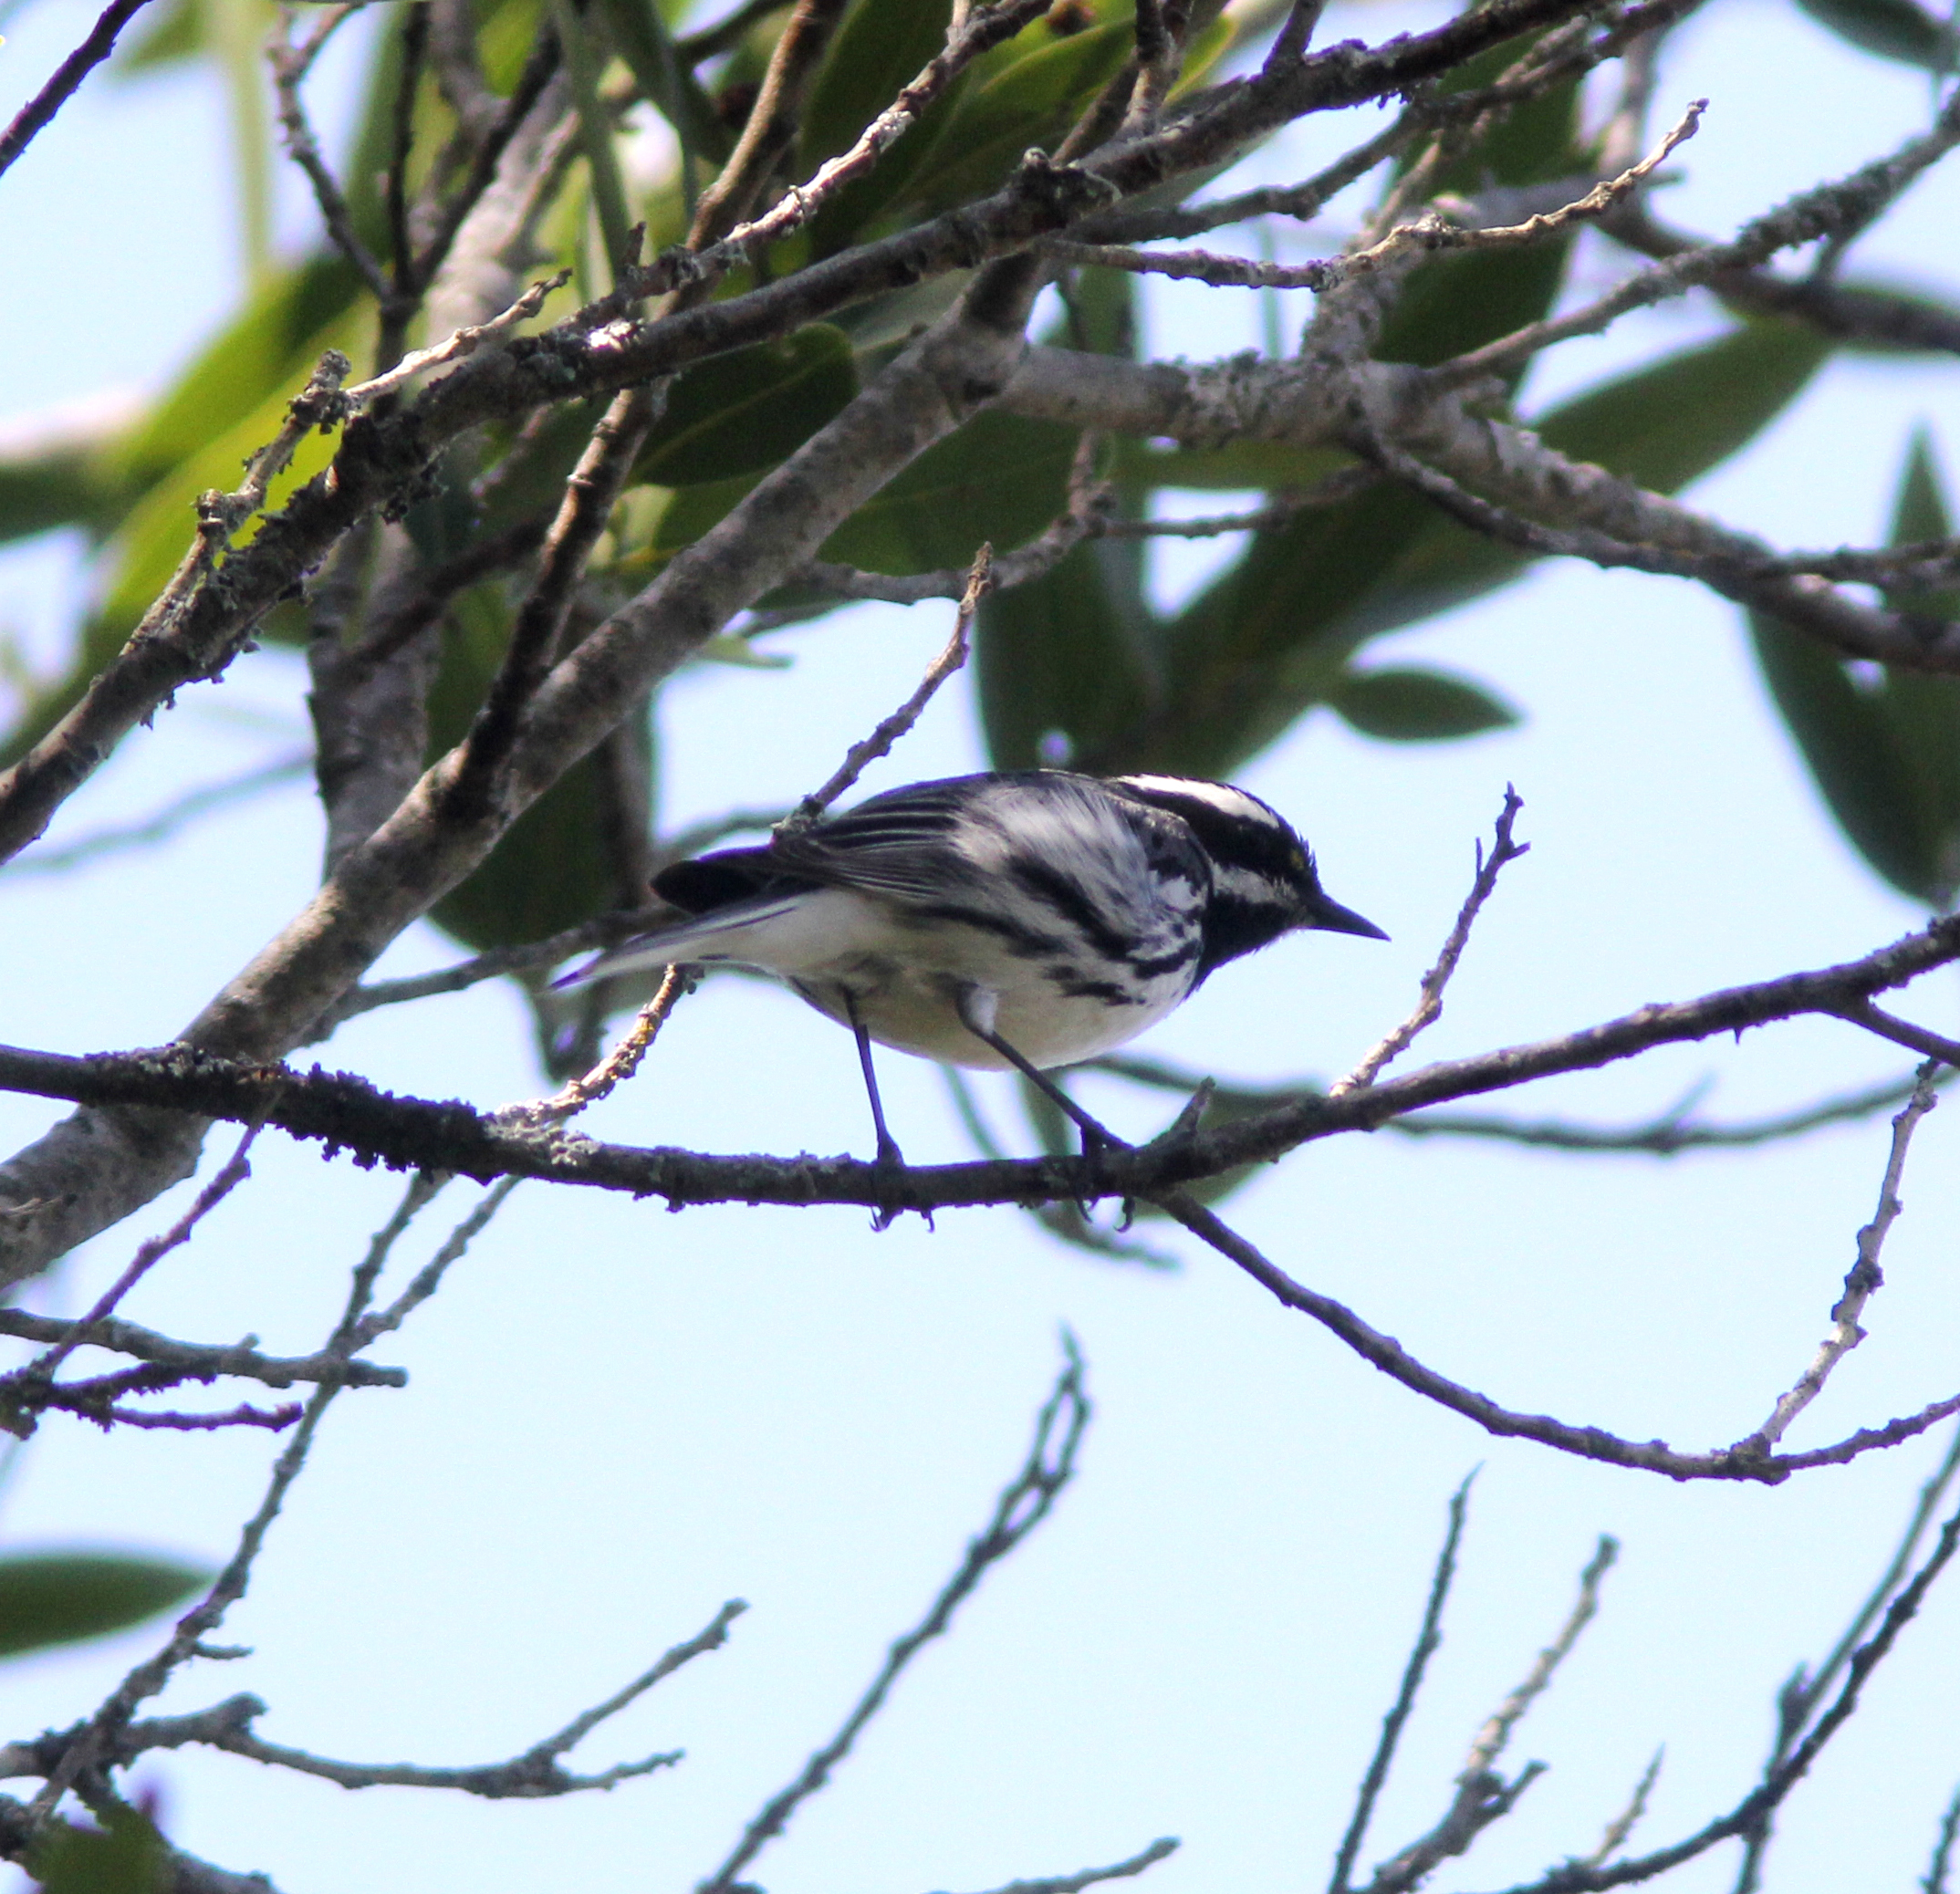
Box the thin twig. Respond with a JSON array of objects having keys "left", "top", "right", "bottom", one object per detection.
[
  {"left": 1433, "top": 86, "right": 1960, "bottom": 388},
  {"left": 496, "top": 965, "right": 687, "bottom": 1127},
  {"left": 24, "top": 1168, "right": 458, "bottom": 1817},
  {"left": 780, "top": 545, "right": 991, "bottom": 827},
  {"left": 1834, "top": 1000, "right": 1960, "bottom": 1069},
  {"left": 1332, "top": 789, "right": 1527, "bottom": 1096},
  {"left": 1046, "top": 104, "right": 1701, "bottom": 293},
  {"left": 0, "top": 1308, "right": 404, "bottom": 1391},
  {"left": 697, "top": 1342, "right": 1090, "bottom": 1892},
  {"left": 339, "top": 272, "right": 569, "bottom": 412},
  {"left": 0, "top": 1129, "right": 258, "bottom": 1402},
  {"left": 98, "top": 1598, "right": 745, "bottom": 1796},
  {"left": 1329, "top": 1474, "right": 1475, "bottom": 1894},
  {"left": 0, "top": 756, "right": 311, "bottom": 878},
  {"left": 351, "top": 1178, "right": 521, "bottom": 1346},
  {"left": 1095, "top": 1056, "right": 1948, "bottom": 1157},
  {"left": 0, "top": 0, "right": 160, "bottom": 180},
  {"left": 1362, "top": 1538, "right": 1616, "bottom": 1892},
  {"left": 1578, "top": 1751, "right": 1664, "bottom": 1870},
  {"left": 1734, "top": 1066, "right": 1942, "bottom": 1455},
  {"left": 1924, "top": 1782, "right": 1960, "bottom": 1894},
  {"left": 951, "top": 1838, "right": 1181, "bottom": 1894},
  {"left": 268, "top": 26, "right": 393, "bottom": 304}
]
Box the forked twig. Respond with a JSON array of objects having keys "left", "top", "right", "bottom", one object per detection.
[
  {"left": 1361, "top": 1536, "right": 1617, "bottom": 1892},
  {"left": 1041, "top": 104, "right": 1704, "bottom": 294}
]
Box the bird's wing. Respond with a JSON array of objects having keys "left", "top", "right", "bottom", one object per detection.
[{"left": 762, "top": 776, "right": 990, "bottom": 903}]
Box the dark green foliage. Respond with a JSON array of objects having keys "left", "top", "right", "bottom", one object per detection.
[
  {"left": 0, "top": 1550, "right": 205, "bottom": 1659},
  {"left": 26, "top": 1805, "right": 168, "bottom": 1894},
  {"left": 1794, "top": 0, "right": 1955, "bottom": 68},
  {"left": 1752, "top": 429, "right": 1960, "bottom": 908},
  {"left": 634, "top": 327, "right": 857, "bottom": 486}
]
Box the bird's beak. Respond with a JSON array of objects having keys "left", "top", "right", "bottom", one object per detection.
[{"left": 1303, "top": 890, "right": 1389, "bottom": 941}]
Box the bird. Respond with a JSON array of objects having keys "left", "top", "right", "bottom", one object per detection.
[{"left": 557, "top": 769, "right": 1386, "bottom": 1166}]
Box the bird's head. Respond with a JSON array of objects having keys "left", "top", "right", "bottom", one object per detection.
[{"left": 1110, "top": 774, "right": 1387, "bottom": 976}]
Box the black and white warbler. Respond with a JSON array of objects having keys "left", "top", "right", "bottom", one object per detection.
[{"left": 558, "top": 770, "right": 1385, "bottom": 1162}]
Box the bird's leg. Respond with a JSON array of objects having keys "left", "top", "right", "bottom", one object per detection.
[
  {"left": 954, "top": 988, "right": 1127, "bottom": 1177},
  {"left": 843, "top": 994, "right": 908, "bottom": 1230}
]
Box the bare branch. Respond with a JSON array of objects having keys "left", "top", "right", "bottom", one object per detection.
[
  {"left": 339, "top": 272, "right": 570, "bottom": 411},
  {"left": 1487, "top": 1498, "right": 1960, "bottom": 1893},
  {"left": 782, "top": 546, "right": 990, "bottom": 827},
  {"left": 1434, "top": 86, "right": 1960, "bottom": 387},
  {"left": 1733, "top": 1066, "right": 1942, "bottom": 1456},
  {"left": 0, "top": 0, "right": 161, "bottom": 181},
  {"left": 1578, "top": 1751, "right": 1663, "bottom": 1871},
  {"left": 268, "top": 26, "right": 392, "bottom": 305},
  {"left": 698, "top": 1343, "right": 1090, "bottom": 1892},
  {"left": 86, "top": 1599, "right": 745, "bottom": 1796},
  {"left": 1925, "top": 1782, "right": 1960, "bottom": 1894},
  {"left": 950, "top": 1837, "right": 1181, "bottom": 1894},
  {"left": 1834, "top": 999, "right": 1960, "bottom": 1068},
  {"left": 1358, "top": 1538, "right": 1614, "bottom": 1893},
  {"left": 6, "top": 917, "right": 1960, "bottom": 1233},
  {"left": 1329, "top": 1475, "right": 1475, "bottom": 1894},
  {"left": 0, "top": 1129, "right": 258, "bottom": 1435},
  {"left": 0, "top": 1307, "right": 404, "bottom": 1392},
  {"left": 1333, "top": 788, "right": 1528, "bottom": 1096},
  {"left": 498, "top": 966, "right": 687, "bottom": 1127},
  {"left": 1097, "top": 1054, "right": 1948, "bottom": 1156},
  {"left": 1042, "top": 103, "right": 1703, "bottom": 293}
]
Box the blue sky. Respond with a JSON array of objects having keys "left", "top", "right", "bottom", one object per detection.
[{"left": 2, "top": 5, "right": 1959, "bottom": 1891}]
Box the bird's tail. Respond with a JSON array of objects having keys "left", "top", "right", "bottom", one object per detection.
[{"left": 552, "top": 894, "right": 808, "bottom": 990}]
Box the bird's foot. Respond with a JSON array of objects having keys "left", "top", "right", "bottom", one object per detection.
[{"left": 869, "top": 1132, "right": 911, "bottom": 1233}]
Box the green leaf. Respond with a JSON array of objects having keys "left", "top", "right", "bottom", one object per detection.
[
  {"left": 1752, "top": 426, "right": 1960, "bottom": 909},
  {"left": 1375, "top": 52, "right": 1583, "bottom": 373},
  {"left": 27, "top": 1804, "right": 168, "bottom": 1894},
  {"left": 1749, "top": 611, "right": 1952, "bottom": 903},
  {"left": 1335, "top": 319, "right": 1834, "bottom": 650},
  {"left": 111, "top": 0, "right": 201, "bottom": 74},
  {"left": 1094, "top": 478, "right": 1442, "bottom": 776},
  {"left": 818, "top": 410, "right": 1079, "bottom": 573},
  {"left": 1815, "top": 276, "right": 1960, "bottom": 357},
  {"left": 1088, "top": 320, "right": 1830, "bottom": 780},
  {"left": 898, "top": 19, "right": 1135, "bottom": 216},
  {"left": 1795, "top": 0, "right": 1955, "bottom": 67},
  {"left": 1327, "top": 665, "right": 1519, "bottom": 741},
  {"left": 0, "top": 436, "right": 130, "bottom": 548},
  {"left": 0, "top": 1551, "right": 206, "bottom": 1659},
  {"left": 1536, "top": 318, "right": 1833, "bottom": 496},
  {"left": 977, "top": 268, "right": 1161, "bottom": 772},
  {"left": 633, "top": 327, "right": 858, "bottom": 487},
  {"left": 117, "top": 254, "right": 366, "bottom": 492},
  {"left": 978, "top": 540, "right": 1159, "bottom": 769}
]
